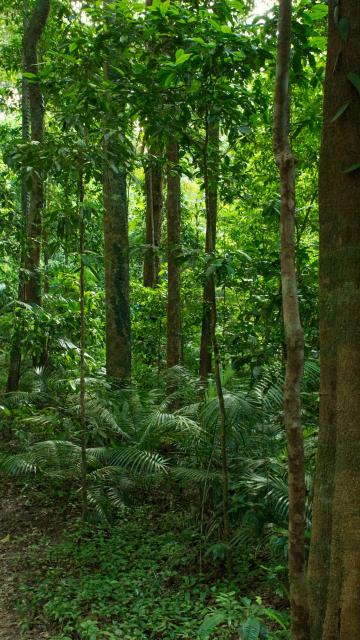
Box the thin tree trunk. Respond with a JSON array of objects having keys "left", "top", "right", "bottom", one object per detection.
[
  {"left": 143, "top": 151, "right": 163, "bottom": 288},
  {"left": 166, "top": 138, "right": 182, "bottom": 370},
  {"left": 103, "top": 59, "right": 131, "bottom": 385},
  {"left": 273, "top": 2, "right": 308, "bottom": 638},
  {"left": 143, "top": 0, "right": 163, "bottom": 289},
  {"left": 308, "top": 3, "right": 360, "bottom": 638},
  {"left": 199, "top": 112, "right": 219, "bottom": 381},
  {"left": 210, "top": 276, "right": 230, "bottom": 571},
  {"left": 78, "top": 164, "right": 87, "bottom": 521}
]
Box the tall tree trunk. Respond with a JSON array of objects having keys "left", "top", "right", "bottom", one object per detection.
[
  {"left": 143, "top": 154, "right": 163, "bottom": 288},
  {"left": 6, "top": 76, "right": 30, "bottom": 392},
  {"left": 308, "top": 3, "right": 360, "bottom": 639},
  {"left": 199, "top": 112, "right": 219, "bottom": 381},
  {"left": 273, "top": 2, "right": 308, "bottom": 639},
  {"left": 143, "top": 0, "right": 163, "bottom": 289},
  {"left": 7, "top": 0, "right": 49, "bottom": 392},
  {"left": 78, "top": 164, "right": 87, "bottom": 521},
  {"left": 23, "top": 0, "right": 50, "bottom": 306},
  {"left": 210, "top": 273, "right": 230, "bottom": 570},
  {"left": 166, "top": 138, "right": 182, "bottom": 370},
  {"left": 103, "top": 61, "right": 131, "bottom": 385}
]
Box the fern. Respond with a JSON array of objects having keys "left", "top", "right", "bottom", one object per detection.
[{"left": 240, "top": 617, "right": 261, "bottom": 640}]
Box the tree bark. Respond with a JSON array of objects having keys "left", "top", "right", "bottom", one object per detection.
[
  {"left": 78, "top": 164, "right": 87, "bottom": 521},
  {"left": 273, "top": 2, "right": 308, "bottom": 639},
  {"left": 143, "top": 152, "right": 163, "bottom": 287},
  {"left": 7, "top": 0, "right": 49, "bottom": 392},
  {"left": 23, "top": 0, "right": 50, "bottom": 306},
  {"left": 103, "top": 60, "right": 131, "bottom": 385},
  {"left": 143, "top": 0, "right": 163, "bottom": 289},
  {"left": 308, "top": 3, "right": 360, "bottom": 639},
  {"left": 199, "top": 112, "right": 219, "bottom": 381},
  {"left": 166, "top": 138, "right": 182, "bottom": 370},
  {"left": 6, "top": 77, "right": 30, "bottom": 392},
  {"left": 210, "top": 273, "right": 230, "bottom": 571}
]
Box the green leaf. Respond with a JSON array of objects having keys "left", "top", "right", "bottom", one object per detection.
[
  {"left": 337, "top": 17, "right": 349, "bottom": 42},
  {"left": 198, "top": 612, "right": 226, "bottom": 639},
  {"left": 309, "top": 4, "right": 328, "bottom": 21},
  {"left": 175, "top": 49, "right": 192, "bottom": 65},
  {"left": 331, "top": 101, "right": 350, "bottom": 123},
  {"left": 309, "top": 35, "right": 327, "bottom": 50},
  {"left": 342, "top": 163, "right": 360, "bottom": 174},
  {"left": 159, "top": 0, "right": 170, "bottom": 15},
  {"left": 263, "top": 607, "right": 287, "bottom": 629},
  {"left": 347, "top": 72, "right": 360, "bottom": 96},
  {"left": 240, "top": 617, "right": 261, "bottom": 640},
  {"left": 164, "top": 72, "right": 176, "bottom": 88},
  {"left": 23, "top": 72, "right": 38, "bottom": 82}
]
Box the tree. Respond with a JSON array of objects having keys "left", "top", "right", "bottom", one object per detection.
[
  {"left": 142, "top": 0, "right": 163, "bottom": 289},
  {"left": 308, "top": 3, "right": 360, "bottom": 639},
  {"left": 166, "top": 138, "right": 182, "bottom": 370},
  {"left": 102, "top": 7, "right": 131, "bottom": 385},
  {"left": 143, "top": 149, "right": 163, "bottom": 288},
  {"left": 6, "top": 31, "right": 30, "bottom": 392},
  {"left": 23, "top": 0, "right": 50, "bottom": 306},
  {"left": 273, "top": 1, "right": 307, "bottom": 638},
  {"left": 199, "top": 112, "right": 219, "bottom": 381},
  {"left": 6, "top": 0, "right": 50, "bottom": 391}
]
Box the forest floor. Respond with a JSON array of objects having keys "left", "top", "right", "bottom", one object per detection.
[
  {"left": 0, "top": 484, "right": 289, "bottom": 640},
  {"left": 0, "top": 482, "right": 67, "bottom": 639}
]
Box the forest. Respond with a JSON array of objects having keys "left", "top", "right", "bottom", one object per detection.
[{"left": 0, "top": 0, "right": 358, "bottom": 638}]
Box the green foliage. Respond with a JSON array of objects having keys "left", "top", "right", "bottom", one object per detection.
[
  {"left": 17, "top": 509, "right": 289, "bottom": 640},
  {"left": 0, "top": 0, "right": 323, "bottom": 636}
]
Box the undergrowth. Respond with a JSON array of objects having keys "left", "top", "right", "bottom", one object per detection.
[{"left": 16, "top": 507, "right": 289, "bottom": 640}]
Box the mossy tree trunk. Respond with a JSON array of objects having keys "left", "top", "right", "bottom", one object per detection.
[
  {"left": 7, "top": 0, "right": 50, "bottom": 392},
  {"left": 103, "top": 61, "right": 131, "bottom": 385},
  {"left": 308, "top": 3, "right": 360, "bottom": 638},
  {"left": 273, "top": 1, "right": 308, "bottom": 638}
]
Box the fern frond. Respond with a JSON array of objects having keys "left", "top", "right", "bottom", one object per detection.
[{"left": 108, "top": 447, "right": 169, "bottom": 476}]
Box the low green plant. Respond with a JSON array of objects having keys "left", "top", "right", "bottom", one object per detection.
[
  {"left": 198, "top": 593, "right": 289, "bottom": 639},
  {"left": 17, "top": 509, "right": 290, "bottom": 640}
]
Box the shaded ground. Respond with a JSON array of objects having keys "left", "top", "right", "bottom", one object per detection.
[
  {"left": 0, "top": 484, "right": 289, "bottom": 639},
  {"left": 0, "top": 483, "right": 66, "bottom": 639}
]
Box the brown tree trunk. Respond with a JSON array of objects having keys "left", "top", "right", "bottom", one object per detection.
[
  {"left": 23, "top": 0, "right": 50, "bottom": 306},
  {"left": 103, "top": 60, "right": 131, "bottom": 385},
  {"left": 143, "top": 152, "right": 163, "bottom": 287},
  {"left": 6, "top": 77, "right": 29, "bottom": 393},
  {"left": 308, "top": 3, "right": 360, "bottom": 639},
  {"left": 210, "top": 274, "right": 230, "bottom": 570},
  {"left": 273, "top": 2, "right": 308, "bottom": 638},
  {"left": 166, "top": 138, "right": 182, "bottom": 370},
  {"left": 199, "top": 112, "right": 219, "bottom": 381},
  {"left": 143, "top": 0, "right": 163, "bottom": 289},
  {"left": 7, "top": 1, "right": 49, "bottom": 392},
  {"left": 78, "top": 164, "right": 87, "bottom": 521}
]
